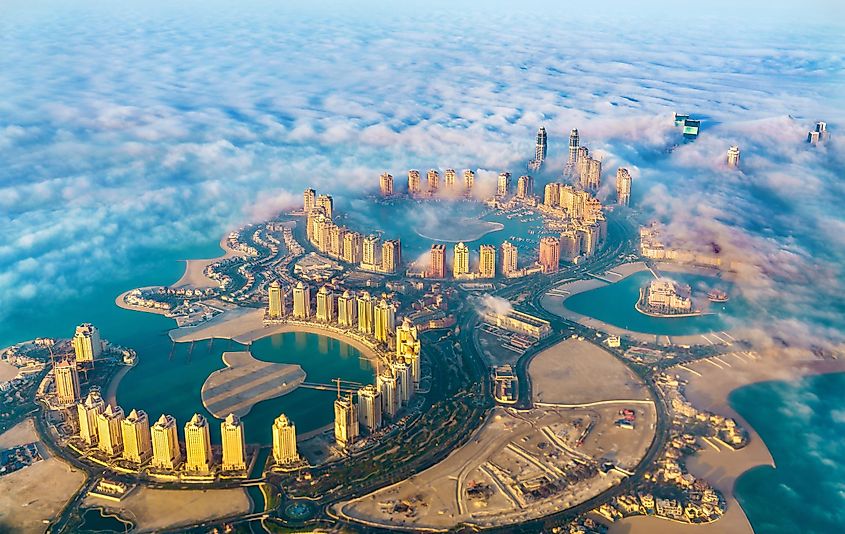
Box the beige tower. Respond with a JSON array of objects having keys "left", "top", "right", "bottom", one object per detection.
[
  {"left": 267, "top": 280, "right": 285, "bottom": 319},
  {"left": 77, "top": 390, "right": 105, "bottom": 446},
  {"left": 121, "top": 409, "right": 152, "bottom": 465},
  {"left": 453, "top": 242, "right": 470, "bottom": 278},
  {"left": 316, "top": 285, "right": 336, "bottom": 323},
  {"left": 391, "top": 360, "right": 413, "bottom": 405},
  {"left": 516, "top": 175, "right": 533, "bottom": 199},
  {"left": 151, "top": 414, "right": 182, "bottom": 470},
  {"left": 428, "top": 244, "right": 446, "bottom": 278},
  {"left": 334, "top": 395, "right": 359, "bottom": 448},
  {"left": 97, "top": 404, "right": 125, "bottom": 456},
  {"left": 184, "top": 413, "right": 213, "bottom": 474},
  {"left": 497, "top": 172, "right": 511, "bottom": 197},
  {"left": 357, "top": 291, "right": 375, "bottom": 335},
  {"left": 501, "top": 241, "right": 518, "bottom": 276},
  {"left": 316, "top": 194, "right": 333, "bottom": 219},
  {"left": 727, "top": 145, "right": 741, "bottom": 168},
  {"left": 337, "top": 290, "right": 357, "bottom": 328},
  {"left": 374, "top": 298, "right": 396, "bottom": 344},
  {"left": 221, "top": 413, "right": 246, "bottom": 472},
  {"left": 357, "top": 385, "right": 382, "bottom": 432},
  {"left": 292, "top": 281, "right": 312, "bottom": 319},
  {"left": 395, "top": 317, "right": 421, "bottom": 387},
  {"left": 616, "top": 168, "right": 632, "bottom": 206},
  {"left": 479, "top": 244, "right": 496, "bottom": 278},
  {"left": 72, "top": 323, "right": 102, "bottom": 363},
  {"left": 303, "top": 188, "right": 316, "bottom": 213},
  {"left": 54, "top": 358, "right": 80, "bottom": 405},
  {"left": 377, "top": 370, "right": 399, "bottom": 418},
  {"left": 342, "top": 231, "right": 363, "bottom": 264},
  {"left": 444, "top": 169, "right": 457, "bottom": 190},
  {"left": 544, "top": 182, "right": 561, "bottom": 207},
  {"left": 463, "top": 169, "right": 475, "bottom": 194},
  {"left": 381, "top": 239, "right": 401, "bottom": 273},
  {"left": 362, "top": 234, "right": 381, "bottom": 268},
  {"left": 426, "top": 169, "right": 440, "bottom": 193},
  {"left": 539, "top": 236, "right": 561, "bottom": 274},
  {"left": 407, "top": 169, "right": 421, "bottom": 195},
  {"left": 272, "top": 413, "right": 298, "bottom": 465},
  {"left": 379, "top": 172, "right": 394, "bottom": 196}
]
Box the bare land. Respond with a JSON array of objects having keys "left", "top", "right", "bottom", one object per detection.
[
  {"left": 84, "top": 486, "right": 250, "bottom": 533},
  {"left": 201, "top": 351, "right": 306, "bottom": 418},
  {"left": 0, "top": 419, "right": 86, "bottom": 534},
  {"left": 529, "top": 338, "right": 652, "bottom": 405},
  {"left": 0, "top": 360, "right": 19, "bottom": 382}
]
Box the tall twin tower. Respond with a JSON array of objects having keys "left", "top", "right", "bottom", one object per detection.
[{"left": 533, "top": 126, "right": 580, "bottom": 175}]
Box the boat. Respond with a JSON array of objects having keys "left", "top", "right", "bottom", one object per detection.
[{"left": 707, "top": 289, "right": 729, "bottom": 302}]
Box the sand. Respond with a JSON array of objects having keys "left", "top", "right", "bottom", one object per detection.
[
  {"left": 0, "top": 360, "right": 19, "bottom": 382},
  {"left": 114, "top": 287, "right": 173, "bottom": 316},
  {"left": 201, "top": 351, "right": 306, "bottom": 418},
  {"left": 529, "top": 338, "right": 652, "bottom": 405},
  {"left": 0, "top": 419, "right": 86, "bottom": 534},
  {"left": 172, "top": 236, "right": 247, "bottom": 289},
  {"left": 84, "top": 486, "right": 250, "bottom": 533},
  {"left": 609, "top": 352, "right": 845, "bottom": 534}
]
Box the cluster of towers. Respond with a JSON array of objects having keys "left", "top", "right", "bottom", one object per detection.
[
  {"left": 380, "top": 169, "right": 476, "bottom": 198},
  {"left": 333, "top": 317, "right": 422, "bottom": 448},
  {"left": 807, "top": 122, "right": 827, "bottom": 144},
  {"left": 51, "top": 324, "right": 105, "bottom": 407},
  {"left": 305, "top": 189, "right": 401, "bottom": 274},
  {"left": 267, "top": 281, "right": 403, "bottom": 347},
  {"left": 75, "top": 389, "right": 299, "bottom": 473},
  {"left": 426, "top": 241, "right": 517, "bottom": 280}
]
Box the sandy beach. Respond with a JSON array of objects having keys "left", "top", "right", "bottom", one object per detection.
[
  {"left": 172, "top": 236, "right": 246, "bottom": 289},
  {"left": 609, "top": 352, "right": 845, "bottom": 534},
  {"left": 114, "top": 286, "right": 173, "bottom": 316},
  {"left": 0, "top": 360, "right": 19, "bottom": 382}
]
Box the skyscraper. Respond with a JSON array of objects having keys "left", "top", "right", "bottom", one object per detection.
[
  {"left": 151, "top": 414, "right": 182, "bottom": 470},
  {"left": 72, "top": 323, "right": 102, "bottom": 363},
  {"left": 566, "top": 128, "right": 580, "bottom": 174},
  {"left": 379, "top": 172, "right": 394, "bottom": 196},
  {"left": 616, "top": 168, "right": 632, "bottom": 206},
  {"left": 357, "top": 384, "right": 382, "bottom": 432},
  {"left": 54, "top": 358, "right": 80, "bottom": 406},
  {"left": 292, "top": 282, "right": 312, "bottom": 319},
  {"left": 578, "top": 151, "right": 601, "bottom": 191},
  {"left": 221, "top": 413, "right": 246, "bottom": 471},
  {"left": 479, "top": 244, "right": 496, "bottom": 278},
  {"left": 544, "top": 182, "right": 561, "bottom": 207},
  {"left": 303, "top": 188, "right": 316, "bottom": 213},
  {"left": 463, "top": 169, "right": 475, "bottom": 194},
  {"left": 377, "top": 369, "right": 399, "bottom": 418},
  {"left": 516, "top": 175, "right": 533, "bottom": 199},
  {"left": 267, "top": 280, "right": 285, "bottom": 319},
  {"left": 342, "top": 231, "right": 363, "bottom": 264},
  {"left": 453, "top": 242, "right": 470, "bottom": 278},
  {"left": 77, "top": 390, "right": 105, "bottom": 446},
  {"left": 316, "top": 285, "right": 336, "bottom": 323},
  {"left": 395, "top": 318, "right": 421, "bottom": 387},
  {"left": 381, "top": 239, "right": 401, "bottom": 273},
  {"left": 184, "top": 413, "right": 213, "bottom": 473},
  {"left": 408, "top": 170, "right": 422, "bottom": 195},
  {"left": 337, "top": 290, "right": 357, "bottom": 328},
  {"left": 727, "top": 146, "right": 741, "bottom": 168},
  {"left": 374, "top": 298, "right": 396, "bottom": 344},
  {"left": 357, "top": 291, "right": 375, "bottom": 334},
  {"left": 426, "top": 169, "right": 440, "bottom": 193},
  {"left": 428, "top": 244, "right": 446, "bottom": 278},
  {"left": 316, "top": 194, "right": 334, "bottom": 219},
  {"left": 334, "top": 395, "right": 358, "bottom": 447},
  {"left": 121, "top": 409, "right": 152, "bottom": 465},
  {"left": 539, "top": 236, "right": 561, "bottom": 274},
  {"left": 97, "top": 404, "right": 125, "bottom": 456},
  {"left": 497, "top": 172, "right": 511, "bottom": 197},
  {"left": 391, "top": 360, "right": 413, "bottom": 405},
  {"left": 501, "top": 241, "right": 518, "bottom": 276},
  {"left": 444, "top": 169, "right": 457, "bottom": 190},
  {"left": 272, "top": 414, "right": 298, "bottom": 465},
  {"left": 362, "top": 234, "right": 381, "bottom": 268},
  {"left": 535, "top": 127, "right": 547, "bottom": 164},
  {"left": 560, "top": 230, "right": 582, "bottom": 260}
]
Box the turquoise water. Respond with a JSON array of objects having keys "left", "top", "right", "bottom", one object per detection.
[
  {"left": 564, "top": 271, "right": 742, "bottom": 335},
  {"left": 732, "top": 372, "right": 845, "bottom": 533}
]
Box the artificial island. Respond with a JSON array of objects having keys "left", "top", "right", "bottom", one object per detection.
[{"left": 0, "top": 118, "right": 832, "bottom": 534}]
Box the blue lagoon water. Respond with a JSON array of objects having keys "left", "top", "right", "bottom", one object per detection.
[{"left": 731, "top": 372, "right": 845, "bottom": 533}]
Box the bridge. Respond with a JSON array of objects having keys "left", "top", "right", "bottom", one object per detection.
[{"left": 300, "top": 381, "right": 361, "bottom": 394}]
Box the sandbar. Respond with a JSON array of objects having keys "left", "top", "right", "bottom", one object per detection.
[
  {"left": 84, "top": 486, "right": 250, "bottom": 533},
  {"left": 201, "top": 351, "right": 306, "bottom": 418}
]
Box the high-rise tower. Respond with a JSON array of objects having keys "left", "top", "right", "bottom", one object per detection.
[
  {"left": 334, "top": 394, "right": 358, "bottom": 447},
  {"left": 453, "top": 242, "right": 470, "bottom": 278},
  {"left": 566, "top": 128, "right": 580, "bottom": 175},
  {"left": 72, "top": 323, "right": 102, "bottom": 364},
  {"left": 221, "top": 413, "right": 246, "bottom": 471},
  {"left": 539, "top": 237, "right": 561, "bottom": 274},
  {"left": 184, "top": 413, "right": 213, "bottom": 474},
  {"left": 292, "top": 282, "right": 312, "bottom": 319},
  {"left": 727, "top": 146, "right": 741, "bottom": 168},
  {"left": 54, "top": 358, "right": 80, "bottom": 405},
  {"left": 77, "top": 390, "right": 105, "bottom": 446},
  {"left": 616, "top": 168, "right": 632, "bottom": 206},
  {"left": 501, "top": 241, "right": 518, "bottom": 276},
  {"left": 272, "top": 413, "right": 298, "bottom": 465},
  {"left": 151, "top": 414, "right": 182, "bottom": 470},
  {"left": 428, "top": 244, "right": 446, "bottom": 278},
  {"left": 497, "top": 172, "right": 511, "bottom": 197},
  {"left": 408, "top": 170, "right": 422, "bottom": 195},
  {"left": 357, "top": 384, "right": 382, "bottom": 432},
  {"left": 379, "top": 173, "right": 394, "bottom": 196},
  {"left": 303, "top": 188, "right": 316, "bottom": 213},
  {"left": 97, "top": 404, "right": 125, "bottom": 456},
  {"left": 479, "top": 245, "right": 496, "bottom": 278},
  {"left": 426, "top": 169, "right": 440, "bottom": 193},
  {"left": 535, "top": 127, "right": 547, "bottom": 163},
  {"left": 267, "top": 280, "right": 285, "bottom": 319},
  {"left": 121, "top": 409, "right": 152, "bottom": 464}
]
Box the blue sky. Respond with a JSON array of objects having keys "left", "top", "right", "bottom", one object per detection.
[{"left": 1, "top": 0, "right": 844, "bottom": 350}]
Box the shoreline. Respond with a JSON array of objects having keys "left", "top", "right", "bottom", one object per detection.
[
  {"left": 609, "top": 353, "right": 845, "bottom": 534},
  {"left": 114, "top": 287, "right": 174, "bottom": 317},
  {"left": 172, "top": 236, "right": 246, "bottom": 289},
  {"left": 541, "top": 261, "right": 736, "bottom": 346}
]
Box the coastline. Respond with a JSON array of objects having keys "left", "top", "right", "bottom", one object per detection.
[
  {"left": 114, "top": 287, "right": 173, "bottom": 316},
  {"left": 172, "top": 236, "right": 246, "bottom": 289},
  {"left": 609, "top": 353, "right": 845, "bottom": 534}
]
